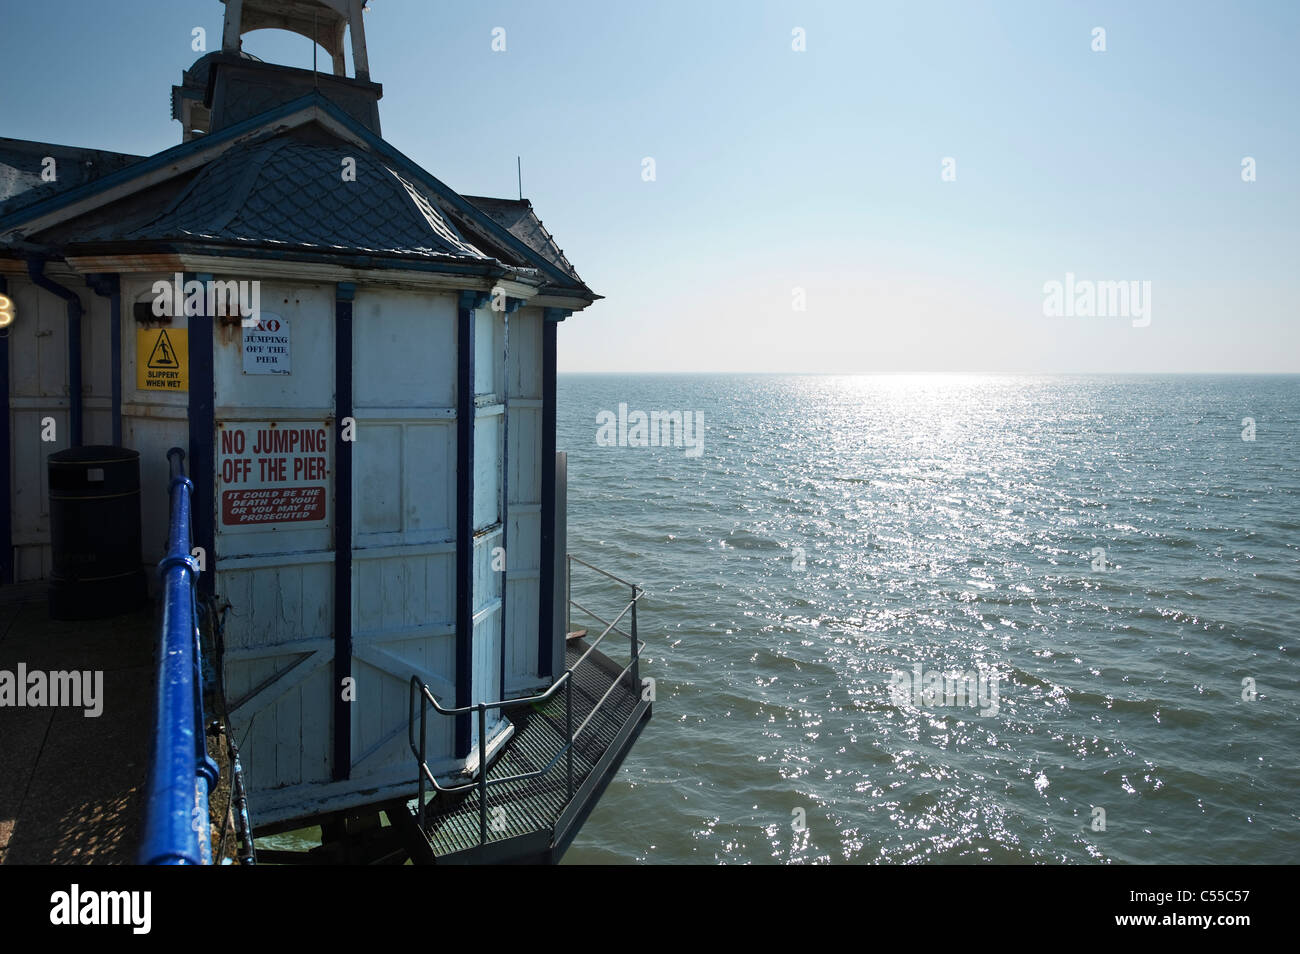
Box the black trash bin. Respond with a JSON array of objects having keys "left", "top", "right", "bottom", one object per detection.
[{"left": 48, "top": 445, "right": 148, "bottom": 620}]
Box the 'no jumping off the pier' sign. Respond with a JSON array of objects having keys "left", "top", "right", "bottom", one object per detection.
[{"left": 217, "top": 422, "right": 329, "bottom": 529}]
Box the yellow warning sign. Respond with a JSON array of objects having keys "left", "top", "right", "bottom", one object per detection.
[{"left": 136, "top": 327, "right": 188, "bottom": 391}]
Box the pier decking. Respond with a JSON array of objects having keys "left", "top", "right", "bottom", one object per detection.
[{"left": 0, "top": 587, "right": 154, "bottom": 864}]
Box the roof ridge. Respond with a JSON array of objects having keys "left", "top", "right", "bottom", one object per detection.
[{"left": 385, "top": 167, "right": 485, "bottom": 261}]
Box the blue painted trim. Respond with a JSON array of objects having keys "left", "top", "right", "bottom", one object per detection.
[
  {"left": 455, "top": 291, "right": 474, "bottom": 756},
  {"left": 538, "top": 319, "right": 558, "bottom": 679},
  {"left": 26, "top": 258, "right": 83, "bottom": 446},
  {"left": 187, "top": 273, "right": 215, "bottom": 600},
  {"left": 499, "top": 305, "right": 515, "bottom": 701},
  {"left": 86, "top": 274, "right": 122, "bottom": 446},
  {"left": 333, "top": 282, "right": 355, "bottom": 781},
  {"left": 455, "top": 289, "right": 489, "bottom": 757},
  {"left": 0, "top": 274, "right": 10, "bottom": 585}
]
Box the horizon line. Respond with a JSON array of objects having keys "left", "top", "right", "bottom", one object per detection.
[{"left": 556, "top": 370, "right": 1300, "bottom": 376}]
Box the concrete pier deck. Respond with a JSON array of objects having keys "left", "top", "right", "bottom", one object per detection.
[{"left": 0, "top": 585, "right": 154, "bottom": 864}]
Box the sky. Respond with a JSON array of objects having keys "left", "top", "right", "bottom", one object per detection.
[{"left": 1, "top": 0, "right": 1297, "bottom": 373}]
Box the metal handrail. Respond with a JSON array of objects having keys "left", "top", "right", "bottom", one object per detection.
[
  {"left": 140, "top": 447, "right": 219, "bottom": 865},
  {"left": 408, "top": 556, "right": 644, "bottom": 845}
]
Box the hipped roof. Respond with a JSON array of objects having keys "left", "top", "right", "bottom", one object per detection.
[{"left": 0, "top": 92, "right": 595, "bottom": 300}]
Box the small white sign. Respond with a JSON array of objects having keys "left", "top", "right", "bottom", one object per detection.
[{"left": 243, "top": 314, "right": 290, "bottom": 374}]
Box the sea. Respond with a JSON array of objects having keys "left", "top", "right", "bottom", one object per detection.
[{"left": 558, "top": 373, "right": 1299, "bottom": 864}]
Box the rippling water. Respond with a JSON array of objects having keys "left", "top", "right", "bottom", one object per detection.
[{"left": 559, "top": 374, "right": 1300, "bottom": 864}]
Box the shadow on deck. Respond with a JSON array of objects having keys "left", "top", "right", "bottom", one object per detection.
[
  {"left": 0, "top": 585, "right": 155, "bottom": 864},
  {"left": 400, "top": 639, "right": 650, "bottom": 865}
]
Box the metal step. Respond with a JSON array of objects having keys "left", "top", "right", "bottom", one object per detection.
[{"left": 413, "top": 641, "right": 649, "bottom": 864}]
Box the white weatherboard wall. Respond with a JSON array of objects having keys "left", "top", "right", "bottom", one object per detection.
[
  {"left": 5, "top": 269, "right": 114, "bottom": 581},
  {"left": 349, "top": 287, "right": 463, "bottom": 787},
  {"left": 214, "top": 280, "right": 338, "bottom": 824},
  {"left": 214, "top": 284, "right": 546, "bottom": 827}
]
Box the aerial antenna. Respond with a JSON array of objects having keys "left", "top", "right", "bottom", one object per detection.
[
  {"left": 312, "top": 9, "right": 318, "bottom": 85},
  {"left": 517, "top": 156, "right": 522, "bottom": 200}
]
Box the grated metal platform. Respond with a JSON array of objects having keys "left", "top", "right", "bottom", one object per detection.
[{"left": 410, "top": 640, "right": 650, "bottom": 864}]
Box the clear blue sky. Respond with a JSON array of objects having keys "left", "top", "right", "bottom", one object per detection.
[{"left": 2, "top": 1, "right": 1297, "bottom": 372}]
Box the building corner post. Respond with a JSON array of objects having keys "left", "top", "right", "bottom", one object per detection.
[
  {"left": 455, "top": 289, "right": 489, "bottom": 757},
  {"left": 333, "top": 281, "right": 356, "bottom": 781},
  {"left": 188, "top": 272, "right": 215, "bottom": 600}
]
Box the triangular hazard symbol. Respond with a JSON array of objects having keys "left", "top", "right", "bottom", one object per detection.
[{"left": 147, "top": 330, "right": 179, "bottom": 369}]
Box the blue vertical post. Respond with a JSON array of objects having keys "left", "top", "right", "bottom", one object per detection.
[
  {"left": 537, "top": 310, "right": 567, "bottom": 678},
  {"left": 455, "top": 290, "right": 484, "bottom": 757},
  {"left": 333, "top": 282, "right": 355, "bottom": 781},
  {"left": 499, "top": 297, "right": 523, "bottom": 700},
  {"left": 188, "top": 273, "right": 215, "bottom": 599}
]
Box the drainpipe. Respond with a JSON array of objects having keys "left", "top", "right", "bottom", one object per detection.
[
  {"left": 86, "top": 274, "right": 122, "bottom": 447},
  {"left": 27, "top": 257, "right": 83, "bottom": 447}
]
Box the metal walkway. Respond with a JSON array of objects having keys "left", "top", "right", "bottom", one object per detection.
[{"left": 410, "top": 640, "right": 649, "bottom": 864}]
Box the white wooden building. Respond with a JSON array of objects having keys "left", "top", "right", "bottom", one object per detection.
[{"left": 1, "top": 0, "right": 648, "bottom": 858}]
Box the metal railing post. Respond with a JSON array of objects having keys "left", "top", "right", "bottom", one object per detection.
[
  {"left": 478, "top": 706, "right": 488, "bottom": 844},
  {"left": 565, "top": 676, "right": 574, "bottom": 799},
  {"left": 417, "top": 687, "right": 428, "bottom": 829},
  {"left": 566, "top": 553, "right": 572, "bottom": 638},
  {"left": 630, "top": 587, "right": 639, "bottom": 691}
]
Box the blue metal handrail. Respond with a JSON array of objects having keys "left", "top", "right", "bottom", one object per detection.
[{"left": 140, "top": 447, "right": 218, "bottom": 865}]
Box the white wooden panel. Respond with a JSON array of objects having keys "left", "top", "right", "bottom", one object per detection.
[
  {"left": 211, "top": 281, "right": 334, "bottom": 410},
  {"left": 355, "top": 422, "right": 402, "bottom": 534},
  {"left": 354, "top": 419, "right": 454, "bottom": 544},
  {"left": 510, "top": 309, "right": 542, "bottom": 399},
  {"left": 500, "top": 312, "right": 545, "bottom": 690},
  {"left": 474, "top": 307, "right": 500, "bottom": 397},
  {"left": 218, "top": 561, "right": 333, "bottom": 654},
  {"left": 508, "top": 406, "right": 542, "bottom": 504},
  {"left": 506, "top": 577, "right": 541, "bottom": 691},
  {"left": 354, "top": 289, "right": 455, "bottom": 408},
  {"left": 403, "top": 421, "right": 454, "bottom": 535},
  {"left": 473, "top": 413, "right": 500, "bottom": 530}
]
